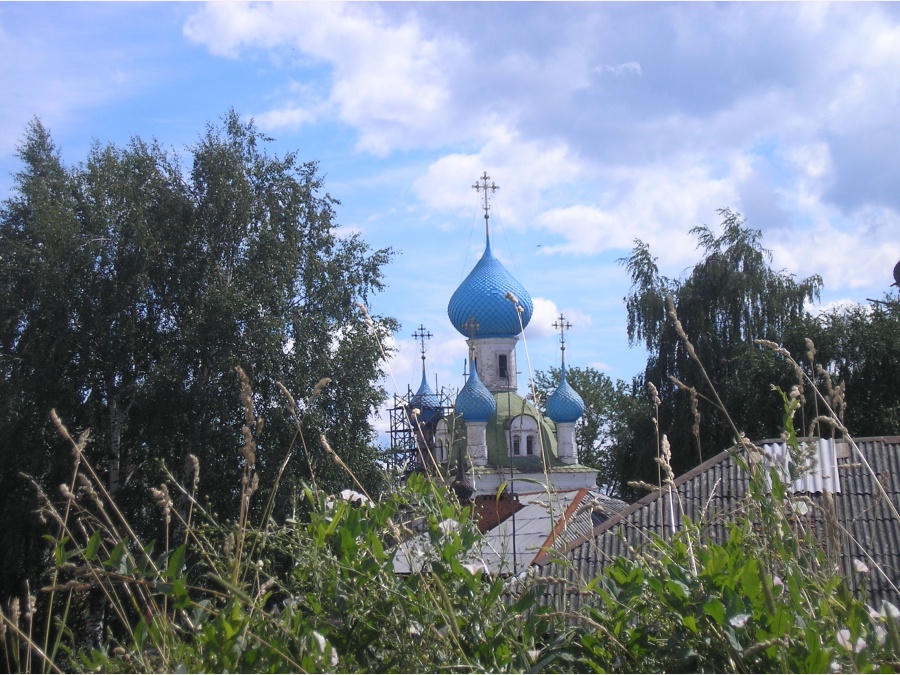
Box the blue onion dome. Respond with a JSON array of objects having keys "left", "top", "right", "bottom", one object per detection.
[
  {"left": 545, "top": 365, "right": 585, "bottom": 424},
  {"left": 411, "top": 370, "right": 440, "bottom": 410},
  {"left": 455, "top": 366, "right": 496, "bottom": 423},
  {"left": 448, "top": 237, "right": 533, "bottom": 338}
]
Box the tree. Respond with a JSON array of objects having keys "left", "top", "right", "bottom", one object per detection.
[
  {"left": 533, "top": 367, "right": 654, "bottom": 498},
  {"left": 619, "top": 209, "right": 822, "bottom": 479},
  {"left": 0, "top": 113, "right": 395, "bottom": 597},
  {"left": 801, "top": 297, "right": 900, "bottom": 437}
]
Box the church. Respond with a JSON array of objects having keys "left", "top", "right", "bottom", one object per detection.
[{"left": 395, "top": 174, "right": 627, "bottom": 575}]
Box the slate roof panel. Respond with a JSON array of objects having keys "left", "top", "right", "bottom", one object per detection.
[{"left": 540, "top": 437, "right": 900, "bottom": 610}]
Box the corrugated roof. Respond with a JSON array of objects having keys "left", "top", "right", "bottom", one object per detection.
[
  {"left": 539, "top": 437, "right": 900, "bottom": 611},
  {"left": 760, "top": 437, "right": 842, "bottom": 494}
]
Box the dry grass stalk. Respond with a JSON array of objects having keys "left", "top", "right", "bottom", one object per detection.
[{"left": 319, "top": 433, "right": 371, "bottom": 502}]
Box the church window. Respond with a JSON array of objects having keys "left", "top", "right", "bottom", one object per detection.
[
  {"left": 499, "top": 354, "right": 508, "bottom": 380},
  {"left": 435, "top": 419, "right": 450, "bottom": 463},
  {"left": 508, "top": 414, "right": 539, "bottom": 457}
]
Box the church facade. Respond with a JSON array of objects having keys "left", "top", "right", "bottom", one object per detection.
[{"left": 410, "top": 173, "right": 598, "bottom": 498}]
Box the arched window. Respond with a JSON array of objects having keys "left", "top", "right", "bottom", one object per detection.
[
  {"left": 508, "top": 415, "right": 539, "bottom": 457},
  {"left": 435, "top": 419, "right": 450, "bottom": 462}
]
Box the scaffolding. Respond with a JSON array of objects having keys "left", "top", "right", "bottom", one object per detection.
[{"left": 385, "top": 386, "right": 455, "bottom": 476}]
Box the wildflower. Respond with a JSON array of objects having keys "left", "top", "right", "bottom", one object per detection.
[
  {"left": 854, "top": 558, "right": 870, "bottom": 574},
  {"left": 438, "top": 519, "right": 459, "bottom": 535},
  {"left": 836, "top": 628, "right": 866, "bottom": 653},
  {"left": 729, "top": 613, "right": 751, "bottom": 628},
  {"left": 772, "top": 575, "right": 784, "bottom": 596},
  {"left": 325, "top": 489, "right": 372, "bottom": 509}
]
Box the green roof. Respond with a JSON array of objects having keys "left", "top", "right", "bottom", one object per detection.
[{"left": 447, "top": 391, "right": 565, "bottom": 470}]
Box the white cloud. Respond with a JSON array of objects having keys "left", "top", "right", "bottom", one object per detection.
[
  {"left": 596, "top": 61, "right": 643, "bottom": 77},
  {"left": 413, "top": 122, "right": 584, "bottom": 226},
  {"left": 184, "top": 2, "right": 466, "bottom": 155},
  {"left": 254, "top": 104, "right": 317, "bottom": 132},
  {"left": 806, "top": 298, "right": 866, "bottom": 318},
  {"left": 535, "top": 161, "right": 738, "bottom": 277},
  {"left": 526, "top": 297, "right": 559, "bottom": 341},
  {"left": 771, "top": 216, "right": 900, "bottom": 291}
]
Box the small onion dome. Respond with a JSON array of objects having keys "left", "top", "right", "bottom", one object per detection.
[
  {"left": 448, "top": 237, "right": 533, "bottom": 338},
  {"left": 455, "top": 367, "right": 496, "bottom": 423},
  {"left": 411, "top": 371, "right": 440, "bottom": 411},
  {"left": 545, "top": 365, "right": 585, "bottom": 424}
]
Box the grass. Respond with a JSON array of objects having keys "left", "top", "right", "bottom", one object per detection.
[{"left": 2, "top": 297, "right": 899, "bottom": 673}]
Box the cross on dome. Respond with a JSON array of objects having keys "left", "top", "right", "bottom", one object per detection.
[
  {"left": 546, "top": 312, "right": 584, "bottom": 424},
  {"left": 411, "top": 324, "right": 433, "bottom": 373},
  {"left": 461, "top": 314, "right": 480, "bottom": 360},
  {"left": 553, "top": 313, "right": 572, "bottom": 361},
  {"left": 447, "top": 173, "right": 533, "bottom": 338},
  {"left": 462, "top": 315, "right": 481, "bottom": 340},
  {"left": 472, "top": 172, "right": 499, "bottom": 239}
]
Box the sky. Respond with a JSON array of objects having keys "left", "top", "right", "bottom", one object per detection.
[{"left": 3, "top": 2, "right": 900, "bottom": 444}]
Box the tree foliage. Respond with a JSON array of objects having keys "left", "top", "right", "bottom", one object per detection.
[
  {"left": 0, "top": 113, "right": 395, "bottom": 597},
  {"left": 533, "top": 367, "right": 654, "bottom": 498},
  {"left": 800, "top": 297, "right": 900, "bottom": 437},
  {"left": 619, "top": 209, "right": 822, "bottom": 479}
]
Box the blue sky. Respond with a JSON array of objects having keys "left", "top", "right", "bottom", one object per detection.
[{"left": 3, "top": 2, "right": 900, "bottom": 441}]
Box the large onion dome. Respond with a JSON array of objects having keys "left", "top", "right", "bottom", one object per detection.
[
  {"left": 455, "top": 366, "right": 496, "bottom": 423},
  {"left": 448, "top": 237, "right": 533, "bottom": 338},
  {"left": 545, "top": 364, "right": 585, "bottom": 424}
]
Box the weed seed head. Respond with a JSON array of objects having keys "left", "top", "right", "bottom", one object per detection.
[{"left": 647, "top": 382, "right": 661, "bottom": 407}]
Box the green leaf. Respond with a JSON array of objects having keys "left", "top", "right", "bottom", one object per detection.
[
  {"left": 83, "top": 531, "right": 102, "bottom": 561},
  {"left": 165, "top": 545, "right": 186, "bottom": 580},
  {"left": 740, "top": 559, "right": 761, "bottom": 603},
  {"left": 703, "top": 597, "right": 726, "bottom": 626},
  {"left": 666, "top": 579, "right": 689, "bottom": 601}
]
